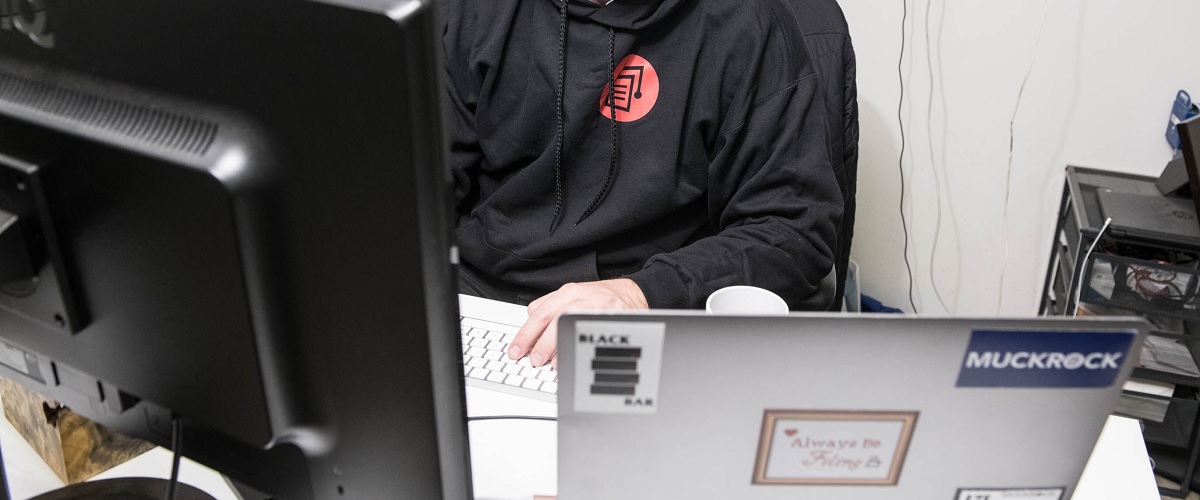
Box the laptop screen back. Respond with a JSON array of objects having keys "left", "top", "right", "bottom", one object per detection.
[{"left": 557, "top": 314, "right": 1145, "bottom": 500}]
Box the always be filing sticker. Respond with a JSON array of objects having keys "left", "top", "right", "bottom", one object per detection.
[
  {"left": 955, "top": 488, "right": 1063, "bottom": 499},
  {"left": 752, "top": 410, "right": 918, "bottom": 485},
  {"left": 572, "top": 321, "right": 665, "bottom": 414}
]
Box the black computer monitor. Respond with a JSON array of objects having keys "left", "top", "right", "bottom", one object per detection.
[
  {"left": 1179, "top": 115, "right": 1200, "bottom": 231},
  {"left": 0, "top": 1, "right": 469, "bottom": 498}
]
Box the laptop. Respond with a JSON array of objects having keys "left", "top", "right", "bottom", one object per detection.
[
  {"left": 556, "top": 312, "right": 1147, "bottom": 499},
  {"left": 1096, "top": 188, "right": 1200, "bottom": 241}
]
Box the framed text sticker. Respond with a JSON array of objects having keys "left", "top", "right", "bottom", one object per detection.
[{"left": 752, "top": 410, "right": 918, "bottom": 486}]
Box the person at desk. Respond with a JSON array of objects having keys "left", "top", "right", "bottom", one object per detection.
[{"left": 441, "top": 0, "right": 842, "bottom": 368}]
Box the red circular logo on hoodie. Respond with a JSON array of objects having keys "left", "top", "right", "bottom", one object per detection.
[{"left": 599, "top": 54, "right": 659, "bottom": 123}]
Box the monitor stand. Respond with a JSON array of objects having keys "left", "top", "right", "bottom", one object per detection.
[
  {"left": 1158, "top": 156, "right": 1193, "bottom": 197},
  {"left": 29, "top": 478, "right": 218, "bottom": 500}
]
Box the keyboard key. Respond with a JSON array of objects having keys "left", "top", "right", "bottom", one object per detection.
[
  {"left": 468, "top": 328, "right": 486, "bottom": 338},
  {"left": 537, "top": 370, "right": 556, "bottom": 382},
  {"left": 504, "top": 374, "right": 525, "bottom": 386},
  {"left": 484, "top": 331, "right": 503, "bottom": 341},
  {"left": 470, "top": 337, "right": 489, "bottom": 348},
  {"left": 483, "top": 350, "right": 502, "bottom": 361},
  {"left": 461, "top": 345, "right": 469, "bottom": 354},
  {"left": 468, "top": 357, "right": 487, "bottom": 368},
  {"left": 464, "top": 366, "right": 470, "bottom": 375},
  {"left": 502, "top": 333, "right": 516, "bottom": 343},
  {"left": 542, "top": 382, "right": 557, "bottom": 394},
  {"left": 487, "top": 340, "right": 507, "bottom": 351},
  {"left": 461, "top": 334, "right": 470, "bottom": 344},
  {"left": 467, "top": 347, "right": 486, "bottom": 358},
  {"left": 517, "top": 357, "right": 533, "bottom": 368},
  {"left": 521, "top": 378, "right": 543, "bottom": 390},
  {"left": 501, "top": 355, "right": 517, "bottom": 364},
  {"left": 521, "top": 367, "right": 541, "bottom": 379},
  {"left": 503, "top": 364, "right": 522, "bottom": 375},
  {"left": 462, "top": 354, "right": 470, "bottom": 364},
  {"left": 486, "top": 360, "right": 504, "bottom": 372},
  {"left": 468, "top": 368, "right": 488, "bottom": 379},
  {"left": 486, "top": 371, "right": 506, "bottom": 383}
]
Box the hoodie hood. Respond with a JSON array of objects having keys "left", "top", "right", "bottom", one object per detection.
[{"left": 547, "top": 0, "right": 688, "bottom": 30}]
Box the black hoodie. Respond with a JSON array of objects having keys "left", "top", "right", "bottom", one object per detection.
[{"left": 441, "top": 0, "right": 843, "bottom": 309}]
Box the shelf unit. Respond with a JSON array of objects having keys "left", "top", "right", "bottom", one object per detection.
[{"left": 1040, "top": 166, "right": 1200, "bottom": 498}]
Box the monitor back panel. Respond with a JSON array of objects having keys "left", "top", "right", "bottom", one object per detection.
[{"left": 0, "top": 1, "right": 466, "bottom": 498}]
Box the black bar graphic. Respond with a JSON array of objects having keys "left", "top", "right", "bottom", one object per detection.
[
  {"left": 592, "top": 359, "right": 638, "bottom": 371},
  {"left": 590, "top": 385, "right": 636, "bottom": 396},
  {"left": 594, "top": 373, "right": 640, "bottom": 384},
  {"left": 596, "top": 347, "right": 642, "bottom": 358}
]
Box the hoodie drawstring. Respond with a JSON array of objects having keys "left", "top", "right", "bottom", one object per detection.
[
  {"left": 549, "top": 0, "right": 569, "bottom": 233},
  {"left": 550, "top": 2, "right": 619, "bottom": 231},
  {"left": 576, "top": 27, "right": 617, "bottom": 226}
]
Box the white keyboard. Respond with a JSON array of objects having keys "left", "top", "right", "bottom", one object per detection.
[{"left": 459, "top": 296, "right": 558, "bottom": 403}]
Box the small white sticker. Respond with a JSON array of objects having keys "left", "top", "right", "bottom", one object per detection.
[
  {"left": 0, "top": 342, "right": 26, "bottom": 373},
  {"left": 955, "top": 488, "right": 1064, "bottom": 500},
  {"left": 573, "top": 321, "right": 665, "bottom": 414}
]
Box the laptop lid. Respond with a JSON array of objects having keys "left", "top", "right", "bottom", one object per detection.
[
  {"left": 557, "top": 313, "right": 1147, "bottom": 500},
  {"left": 1096, "top": 188, "right": 1200, "bottom": 241}
]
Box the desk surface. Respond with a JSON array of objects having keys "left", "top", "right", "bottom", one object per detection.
[
  {"left": 0, "top": 387, "right": 1160, "bottom": 500},
  {"left": 1074, "top": 415, "right": 1159, "bottom": 499}
]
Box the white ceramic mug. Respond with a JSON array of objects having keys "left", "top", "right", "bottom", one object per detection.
[{"left": 705, "top": 286, "right": 789, "bottom": 315}]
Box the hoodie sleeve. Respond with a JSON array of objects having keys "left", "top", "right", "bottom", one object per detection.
[
  {"left": 627, "top": 7, "right": 843, "bottom": 310},
  {"left": 439, "top": 0, "right": 484, "bottom": 215}
]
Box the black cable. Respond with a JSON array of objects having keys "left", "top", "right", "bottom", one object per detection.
[
  {"left": 897, "top": 0, "right": 917, "bottom": 313},
  {"left": 467, "top": 415, "right": 557, "bottom": 422},
  {"left": 165, "top": 417, "right": 183, "bottom": 500}
]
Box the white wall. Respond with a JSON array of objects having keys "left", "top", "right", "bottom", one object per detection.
[{"left": 838, "top": 0, "right": 1200, "bottom": 315}]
